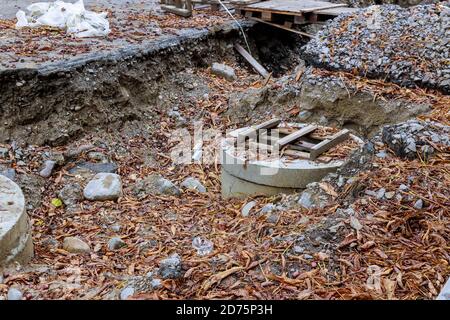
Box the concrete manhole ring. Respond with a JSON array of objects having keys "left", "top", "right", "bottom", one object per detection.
[
  {"left": 0, "top": 175, "right": 33, "bottom": 267},
  {"left": 221, "top": 124, "right": 364, "bottom": 189}
]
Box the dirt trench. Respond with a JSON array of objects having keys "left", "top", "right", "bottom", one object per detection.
[{"left": 0, "top": 22, "right": 305, "bottom": 147}]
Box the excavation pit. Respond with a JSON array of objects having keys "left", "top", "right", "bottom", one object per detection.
[
  {"left": 220, "top": 121, "right": 363, "bottom": 198},
  {"left": 0, "top": 175, "right": 34, "bottom": 268}
]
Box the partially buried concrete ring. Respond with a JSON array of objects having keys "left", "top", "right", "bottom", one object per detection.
[
  {"left": 0, "top": 175, "right": 33, "bottom": 267},
  {"left": 221, "top": 127, "right": 364, "bottom": 189}
]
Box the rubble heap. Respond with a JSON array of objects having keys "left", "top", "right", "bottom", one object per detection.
[{"left": 303, "top": 3, "right": 450, "bottom": 93}]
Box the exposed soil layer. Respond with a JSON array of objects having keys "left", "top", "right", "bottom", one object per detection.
[{"left": 0, "top": 22, "right": 304, "bottom": 147}]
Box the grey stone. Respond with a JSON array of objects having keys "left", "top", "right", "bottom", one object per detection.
[
  {"left": 120, "top": 286, "right": 135, "bottom": 300},
  {"left": 211, "top": 63, "right": 236, "bottom": 81},
  {"left": 298, "top": 192, "right": 313, "bottom": 209},
  {"left": 108, "top": 237, "right": 126, "bottom": 251},
  {"left": 376, "top": 188, "right": 386, "bottom": 199},
  {"left": 7, "top": 288, "right": 23, "bottom": 300},
  {"left": 69, "top": 162, "right": 118, "bottom": 174},
  {"left": 260, "top": 203, "right": 275, "bottom": 214},
  {"left": 158, "top": 253, "right": 182, "bottom": 279},
  {"left": 63, "top": 237, "right": 90, "bottom": 254},
  {"left": 39, "top": 160, "right": 56, "bottom": 178},
  {"left": 83, "top": 173, "right": 123, "bottom": 201},
  {"left": 87, "top": 152, "right": 109, "bottom": 163},
  {"left": 180, "top": 177, "right": 206, "bottom": 193},
  {"left": 58, "top": 183, "right": 83, "bottom": 210},
  {"left": 110, "top": 225, "right": 121, "bottom": 232},
  {"left": 413, "top": 199, "right": 423, "bottom": 209},
  {"left": 297, "top": 110, "right": 312, "bottom": 121},
  {"left": 241, "top": 201, "right": 257, "bottom": 217},
  {"left": 293, "top": 246, "right": 305, "bottom": 254},
  {"left": 399, "top": 184, "right": 409, "bottom": 191},
  {"left": 266, "top": 214, "right": 279, "bottom": 224},
  {"left": 133, "top": 174, "right": 181, "bottom": 198},
  {"left": 385, "top": 191, "right": 396, "bottom": 199},
  {"left": 350, "top": 216, "right": 363, "bottom": 231},
  {"left": 376, "top": 151, "right": 387, "bottom": 158},
  {"left": 150, "top": 279, "right": 162, "bottom": 289}
]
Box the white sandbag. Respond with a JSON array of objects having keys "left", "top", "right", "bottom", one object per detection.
[{"left": 15, "top": 0, "right": 110, "bottom": 38}]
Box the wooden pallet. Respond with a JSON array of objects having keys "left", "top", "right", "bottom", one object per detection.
[
  {"left": 236, "top": 118, "right": 351, "bottom": 160},
  {"left": 235, "top": 0, "right": 358, "bottom": 34}
]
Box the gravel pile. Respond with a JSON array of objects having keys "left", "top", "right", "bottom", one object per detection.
[
  {"left": 382, "top": 119, "right": 450, "bottom": 159},
  {"left": 303, "top": 3, "right": 450, "bottom": 94},
  {"left": 330, "top": 0, "right": 443, "bottom": 8}
]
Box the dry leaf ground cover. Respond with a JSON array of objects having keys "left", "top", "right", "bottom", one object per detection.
[
  {"left": 0, "top": 62, "right": 448, "bottom": 300},
  {"left": 0, "top": 7, "right": 230, "bottom": 69}
]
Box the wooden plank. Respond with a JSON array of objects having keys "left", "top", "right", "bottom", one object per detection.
[
  {"left": 274, "top": 125, "right": 317, "bottom": 148},
  {"left": 309, "top": 129, "right": 350, "bottom": 160},
  {"left": 294, "top": 14, "right": 306, "bottom": 24},
  {"left": 282, "top": 149, "right": 310, "bottom": 159},
  {"left": 245, "top": 11, "right": 254, "bottom": 18},
  {"left": 248, "top": 141, "right": 275, "bottom": 153},
  {"left": 261, "top": 11, "right": 273, "bottom": 21},
  {"left": 234, "top": 43, "right": 270, "bottom": 78},
  {"left": 249, "top": 17, "right": 313, "bottom": 38},
  {"left": 313, "top": 7, "right": 358, "bottom": 16},
  {"left": 242, "top": 0, "right": 347, "bottom": 15},
  {"left": 237, "top": 118, "right": 281, "bottom": 143}
]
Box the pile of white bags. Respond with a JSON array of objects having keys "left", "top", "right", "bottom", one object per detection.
[{"left": 16, "top": 0, "right": 110, "bottom": 37}]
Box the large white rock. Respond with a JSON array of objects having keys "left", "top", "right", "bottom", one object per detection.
[{"left": 83, "top": 173, "right": 122, "bottom": 201}]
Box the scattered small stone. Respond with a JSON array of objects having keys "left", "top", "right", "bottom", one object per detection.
[
  {"left": 303, "top": 254, "right": 313, "bottom": 260},
  {"left": 385, "top": 191, "right": 396, "bottom": 199},
  {"left": 180, "top": 177, "right": 206, "bottom": 193},
  {"left": 293, "top": 246, "right": 305, "bottom": 254},
  {"left": 376, "top": 151, "right": 387, "bottom": 159},
  {"left": 7, "top": 288, "right": 23, "bottom": 300},
  {"left": 110, "top": 224, "right": 121, "bottom": 232},
  {"left": 120, "top": 286, "right": 135, "bottom": 300},
  {"left": 298, "top": 192, "right": 313, "bottom": 209},
  {"left": 39, "top": 160, "right": 56, "bottom": 178},
  {"left": 399, "top": 184, "right": 409, "bottom": 191},
  {"left": 58, "top": 183, "right": 83, "bottom": 210},
  {"left": 87, "top": 152, "right": 109, "bottom": 163},
  {"left": 414, "top": 199, "right": 424, "bottom": 210},
  {"left": 297, "top": 110, "right": 312, "bottom": 121},
  {"left": 192, "top": 236, "right": 213, "bottom": 256},
  {"left": 259, "top": 203, "right": 275, "bottom": 214},
  {"left": 376, "top": 188, "right": 386, "bottom": 199},
  {"left": 266, "top": 213, "right": 279, "bottom": 224},
  {"left": 49, "top": 152, "right": 65, "bottom": 166},
  {"left": 108, "top": 237, "right": 126, "bottom": 251},
  {"left": 329, "top": 222, "right": 344, "bottom": 233},
  {"left": 241, "top": 201, "right": 256, "bottom": 217},
  {"left": 70, "top": 161, "right": 118, "bottom": 174},
  {"left": 211, "top": 62, "right": 236, "bottom": 81},
  {"left": 158, "top": 253, "right": 182, "bottom": 279},
  {"left": 150, "top": 279, "right": 162, "bottom": 290},
  {"left": 63, "top": 237, "right": 90, "bottom": 253},
  {"left": 133, "top": 174, "right": 181, "bottom": 198},
  {"left": 83, "top": 173, "right": 123, "bottom": 201},
  {"left": 350, "top": 216, "right": 363, "bottom": 231}
]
